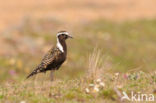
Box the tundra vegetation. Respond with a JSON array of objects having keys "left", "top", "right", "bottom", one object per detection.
[{"left": 0, "top": 19, "right": 156, "bottom": 103}]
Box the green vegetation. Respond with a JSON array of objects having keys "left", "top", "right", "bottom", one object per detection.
[{"left": 0, "top": 19, "right": 156, "bottom": 103}]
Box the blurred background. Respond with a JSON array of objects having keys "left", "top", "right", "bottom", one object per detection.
[{"left": 0, "top": 0, "right": 156, "bottom": 82}]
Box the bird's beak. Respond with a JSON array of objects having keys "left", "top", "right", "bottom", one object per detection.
[{"left": 68, "top": 35, "right": 73, "bottom": 39}]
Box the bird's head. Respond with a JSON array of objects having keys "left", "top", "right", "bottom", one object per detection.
[{"left": 57, "top": 31, "right": 73, "bottom": 41}]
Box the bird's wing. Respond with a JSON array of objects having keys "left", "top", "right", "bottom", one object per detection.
[
  {"left": 40, "top": 47, "right": 60, "bottom": 69},
  {"left": 26, "top": 47, "right": 61, "bottom": 79}
]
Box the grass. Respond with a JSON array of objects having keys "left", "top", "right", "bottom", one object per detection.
[
  {"left": 0, "top": 50, "right": 156, "bottom": 103},
  {"left": 0, "top": 19, "right": 156, "bottom": 102},
  {"left": 0, "top": 57, "right": 155, "bottom": 103}
]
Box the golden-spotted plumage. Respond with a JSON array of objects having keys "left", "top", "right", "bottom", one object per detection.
[
  {"left": 26, "top": 47, "right": 64, "bottom": 79},
  {"left": 26, "top": 31, "right": 72, "bottom": 79}
]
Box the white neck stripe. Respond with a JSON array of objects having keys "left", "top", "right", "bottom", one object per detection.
[{"left": 56, "top": 38, "right": 64, "bottom": 52}]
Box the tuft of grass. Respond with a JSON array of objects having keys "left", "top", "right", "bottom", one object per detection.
[{"left": 87, "top": 49, "right": 103, "bottom": 81}]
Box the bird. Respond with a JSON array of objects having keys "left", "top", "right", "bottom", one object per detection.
[{"left": 26, "top": 31, "right": 73, "bottom": 79}]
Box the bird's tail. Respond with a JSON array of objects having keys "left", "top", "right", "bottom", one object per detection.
[{"left": 26, "top": 66, "right": 43, "bottom": 79}]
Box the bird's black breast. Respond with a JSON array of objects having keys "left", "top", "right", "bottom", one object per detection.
[{"left": 40, "top": 47, "right": 66, "bottom": 71}]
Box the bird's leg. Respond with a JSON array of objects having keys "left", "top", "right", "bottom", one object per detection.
[{"left": 50, "top": 70, "right": 55, "bottom": 81}]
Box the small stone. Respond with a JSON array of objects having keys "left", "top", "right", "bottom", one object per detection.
[
  {"left": 93, "top": 85, "right": 99, "bottom": 92},
  {"left": 115, "top": 72, "right": 119, "bottom": 76},
  {"left": 99, "top": 82, "right": 105, "bottom": 87},
  {"left": 85, "top": 88, "right": 90, "bottom": 93},
  {"left": 96, "top": 78, "right": 102, "bottom": 83},
  {"left": 20, "top": 101, "right": 26, "bottom": 103},
  {"left": 89, "top": 84, "right": 94, "bottom": 87}
]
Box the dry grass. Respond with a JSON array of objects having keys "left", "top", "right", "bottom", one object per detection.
[
  {"left": 0, "top": 50, "right": 156, "bottom": 103},
  {"left": 88, "top": 49, "right": 103, "bottom": 80}
]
